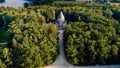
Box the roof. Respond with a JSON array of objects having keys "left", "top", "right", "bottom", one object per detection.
[{"left": 57, "top": 11, "right": 65, "bottom": 22}]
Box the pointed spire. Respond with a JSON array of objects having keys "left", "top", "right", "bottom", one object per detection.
[{"left": 57, "top": 11, "right": 65, "bottom": 22}]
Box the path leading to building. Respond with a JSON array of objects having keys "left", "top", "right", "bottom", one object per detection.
[
  {"left": 44, "top": 30, "right": 120, "bottom": 68},
  {"left": 44, "top": 30, "right": 73, "bottom": 68}
]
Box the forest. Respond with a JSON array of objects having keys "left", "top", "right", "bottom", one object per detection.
[
  {"left": 0, "top": 1, "right": 120, "bottom": 67},
  {"left": 63, "top": 4, "right": 120, "bottom": 65},
  {"left": 0, "top": 6, "right": 58, "bottom": 67},
  {"left": 0, "top": 0, "right": 5, "bottom": 2}
]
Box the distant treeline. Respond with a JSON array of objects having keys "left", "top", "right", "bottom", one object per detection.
[
  {"left": 26, "top": 0, "right": 76, "bottom": 5},
  {"left": 0, "top": 0, "right": 5, "bottom": 2}
]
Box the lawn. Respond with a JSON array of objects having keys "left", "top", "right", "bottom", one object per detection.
[
  {"left": 51, "top": 1, "right": 104, "bottom": 7},
  {"left": 52, "top": 1, "right": 86, "bottom": 6}
]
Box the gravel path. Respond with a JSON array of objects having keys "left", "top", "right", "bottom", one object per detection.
[
  {"left": 44, "top": 30, "right": 120, "bottom": 68},
  {"left": 44, "top": 30, "right": 73, "bottom": 68}
]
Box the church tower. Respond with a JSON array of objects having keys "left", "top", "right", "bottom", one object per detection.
[{"left": 56, "top": 11, "right": 67, "bottom": 29}]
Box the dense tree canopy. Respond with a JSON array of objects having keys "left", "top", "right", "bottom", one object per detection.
[
  {"left": 0, "top": 6, "right": 58, "bottom": 67},
  {"left": 63, "top": 4, "right": 120, "bottom": 65},
  {"left": 29, "top": 0, "right": 55, "bottom": 5},
  {"left": 0, "top": 2, "right": 120, "bottom": 67},
  {"left": 0, "top": 0, "right": 5, "bottom": 2}
]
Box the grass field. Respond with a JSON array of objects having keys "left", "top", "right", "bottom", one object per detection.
[
  {"left": 53, "top": 1, "right": 88, "bottom": 6},
  {"left": 51, "top": 1, "right": 104, "bottom": 7},
  {"left": 54, "top": 1, "right": 84, "bottom": 4}
]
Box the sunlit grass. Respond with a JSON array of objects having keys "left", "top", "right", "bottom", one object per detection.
[{"left": 52, "top": 1, "right": 105, "bottom": 7}]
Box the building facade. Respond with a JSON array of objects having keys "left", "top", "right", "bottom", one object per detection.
[{"left": 56, "top": 11, "right": 67, "bottom": 29}]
